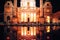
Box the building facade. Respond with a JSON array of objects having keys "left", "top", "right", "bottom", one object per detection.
[{"left": 4, "top": 0, "right": 60, "bottom": 40}]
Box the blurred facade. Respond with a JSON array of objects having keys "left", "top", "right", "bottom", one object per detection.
[{"left": 4, "top": 0, "right": 60, "bottom": 40}]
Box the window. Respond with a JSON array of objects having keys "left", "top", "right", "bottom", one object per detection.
[
  {"left": 47, "top": 4, "right": 49, "bottom": 6},
  {"left": 21, "top": 13, "right": 27, "bottom": 22},
  {"left": 33, "top": 13, "right": 36, "bottom": 22},
  {"left": 7, "top": 16, "right": 10, "bottom": 21},
  {"left": 8, "top": 3, "right": 10, "bottom": 5},
  {"left": 30, "top": 13, "right": 34, "bottom": 22}
]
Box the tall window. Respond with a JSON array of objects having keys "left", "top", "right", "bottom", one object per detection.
[
  {"left": 29, "top": 13, "right": 36, "bottom": 22},
  {"left": 30, "top": 13, "right": 34, "bottom": 22},
  {"left": 21, "top": 13, "right": 27, "bottom": 22},
  {"left": 33, "top": 13, "right": 36, "bottom": 22},
  {"left": 21, "top": 13, "right": 24, "bottom": 22}
]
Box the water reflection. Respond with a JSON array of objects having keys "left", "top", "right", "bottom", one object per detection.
[{"left": 3, "top": 25, "right": 60, "bottom": 40}]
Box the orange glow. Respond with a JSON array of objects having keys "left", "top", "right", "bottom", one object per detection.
[
  {"left": 21, "top": 13, "right": 37, "bottom": 22},
  {"left": 6, "top": 8, "right": 11, "bottom": 12},
  {"left": 27, "top": 31, "right": 30, "bottom": 35},
  {"left": 46, "top": 16, "right": 50, "bottom": 23},
  {"left": 34, "top": 13, "right": 36, "bottom": 22},
  {"left": 47, "top": 9, "right": 50, "bottom": 12},
  {"left": 12, "top": 18, "right": 17, "bottom": 23},
  {"left": 24, "top": 13, "right": 27, "bottom": 22},
  {"left": 24, "top": 27, "right": 27, "bottom": 35},
  {"left": 34, "top": 27, "right": 36, "bottom": 35},
  {"left": 53, "top": 19, "right": 55, "bottom": 23},
  {"left": 30, "top": 13, "right": 34, "bottom": 22},
  {"left": 53, "top": 26, "right": 56, "bottom": 30},
  {"left": 21, "top": 13, "right": 24, "bottom": 22},
  {"left": 46, "top": 26, "right": 50, "bottom": 33},
  {"left": 21, "top": 13, "right": 27, "bottom": 22},
  {"left": 21, "top": 27, "right": 27, "bottom": 36},
  {"left": 13, "top": 26, "right": 17, "bottom": 30},
  {"left": 20, "top": 27, "right": 36, "bottom": 36},
  {"left": 30, "top": 27, "right": 34, "bottom": 35},
  {"left": 17, "top": 31, "right": 20, "bottom": 34},
  {"left": 21, "top": 27, "right": 24, "bottom": 35},
  {"left": 53, "top": 18, "right": 58, "bottom": 23}
]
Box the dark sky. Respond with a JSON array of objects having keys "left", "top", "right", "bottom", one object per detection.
[{"left": 0, "top": 0, "right": 60, "bottom": 13}]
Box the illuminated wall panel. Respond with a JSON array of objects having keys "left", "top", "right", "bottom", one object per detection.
[
  {"left": 30, "top": 13, "right": 34, "bottom": 22},
  {"left": 23, "top": 13, "right": 27, "bottom": 22},
  {"left": 33, "top": 13, "right": 36, "bottom": 22},
  {"left": 21, "top": 13, "right": 24, "bottom": 22},
  {"left": 21, "top": 13, "right": 27, "bottom": 22}
]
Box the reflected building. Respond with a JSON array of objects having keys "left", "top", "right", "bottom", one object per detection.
[{"left": 4, "top": 0, "right": 60, "bottom": 40}]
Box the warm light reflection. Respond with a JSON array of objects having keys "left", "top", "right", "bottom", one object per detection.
[
  {"left": 46, "top": 26, "right": 50, "bottom": 33},
  {"left": 30, "top": 27, "right": 34, "bottom": 35},
  {"left": 34, "top": 27, "right": 36, "bottom": 35},
  {"left": 53, "top": 26, "right": 56, "bottom": 30},
  {"left": 21, "top": 27, "right": 24, "bottom": 35},
  {"left": 24, "top": 27, "right": 27, "bottom": 35},
  {"left": 53, "top": 18, "right": 57, "bottom": 23},
  {"left": 27, "top": 31, "right": 30, "bottom": 35},
  {"left": 21, "top": 27, "right": 36, "bottom": 36}
]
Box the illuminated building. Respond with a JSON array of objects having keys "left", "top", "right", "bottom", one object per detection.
[{"left": 4, "top": 0, "right": 60, "bottom": 40}]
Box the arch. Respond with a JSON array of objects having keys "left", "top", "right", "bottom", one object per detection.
[
  {"left": 7, "top": 16, "right": 10, "bottom": 21},
  {"left": 7, "top": 3, "right": 10, "bottom": 5},
  {"left": 47, "top": 4, "right": 49, "bottom": 6}
]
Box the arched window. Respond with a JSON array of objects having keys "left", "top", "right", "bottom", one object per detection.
[
  {"left": 47, "top": 4, "right": 49, "bottom": 6},
  {"left": 7, "top": 16, "right": 10, "bottom": 21},
  {"left": 8, "top": 3, "right": 10, "bottom": 5}
]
